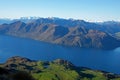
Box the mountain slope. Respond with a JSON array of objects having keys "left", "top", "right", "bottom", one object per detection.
[
  {"left": 0, "top": 56, "right": 120, "bottom": 80},
  {"left": 1, "top": 17, "right": 120, "bottom": 33},
  {"left": 0, "top": 21, "right": 120, "bottom": 49}
]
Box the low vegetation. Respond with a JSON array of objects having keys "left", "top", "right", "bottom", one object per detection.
[{"left": 0, "top": 56, "right": 120, "bottom": 80}]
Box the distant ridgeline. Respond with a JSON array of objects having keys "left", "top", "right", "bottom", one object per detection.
[
  {"left": 0, "top": 17, "right": 120, "bottom": 49},
  {"left": 0, "top": 56, "right": 120, "bottom": 80}
]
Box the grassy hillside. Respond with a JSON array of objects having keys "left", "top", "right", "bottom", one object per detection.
[{"left": 0, "top": 56, "right": 120, "bottom": 80}]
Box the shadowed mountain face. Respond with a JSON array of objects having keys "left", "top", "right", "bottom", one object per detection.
[
  {"left": 0, "top": 18, "right": 120, "bottom": 50},
  {"left": 1, "top": 18, "right": 120, "bottom": 33}
]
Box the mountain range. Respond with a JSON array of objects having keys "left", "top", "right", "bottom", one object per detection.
[{"left": 0, "top": 17, "right": 120, "bottom": 49}]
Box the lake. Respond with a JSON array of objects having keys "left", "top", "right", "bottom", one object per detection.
[{"left": 0, "top": 35, "right": 120, "bottom": 74}]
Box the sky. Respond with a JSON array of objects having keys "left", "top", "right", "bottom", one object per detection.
[{"left": 0, "top": 0, "right": 120, "bottom": 22}]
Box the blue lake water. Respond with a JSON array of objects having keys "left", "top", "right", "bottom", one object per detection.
[{"left": 0, "top": 35, "right": 120, "bottom": 74}]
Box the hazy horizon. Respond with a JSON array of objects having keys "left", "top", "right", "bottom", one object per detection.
[
  {"left": 0, "top": 0, "right": 120, "bottom": 22},
  {"left": 0, "top": 16, "right": 120, "bottom": 23}
]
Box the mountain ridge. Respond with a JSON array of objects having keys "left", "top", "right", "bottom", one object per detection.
[{"left": 0, "top": 18, "right": 120, "bottom": 49}]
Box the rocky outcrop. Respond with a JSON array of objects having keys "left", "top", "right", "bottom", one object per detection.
[
  {"left": 53, "top": 59, "right": 74, "bottom": 68},
  {"left": 6, "top": 56, "right": 33, "bottom": 64}
]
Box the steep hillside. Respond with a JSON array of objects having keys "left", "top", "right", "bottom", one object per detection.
[
  {"left": 0, "top": 21, "right": 120, "bottom": 49},
  {"left": 0, "top": 56, "right": 120, "bottom": 80}
]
